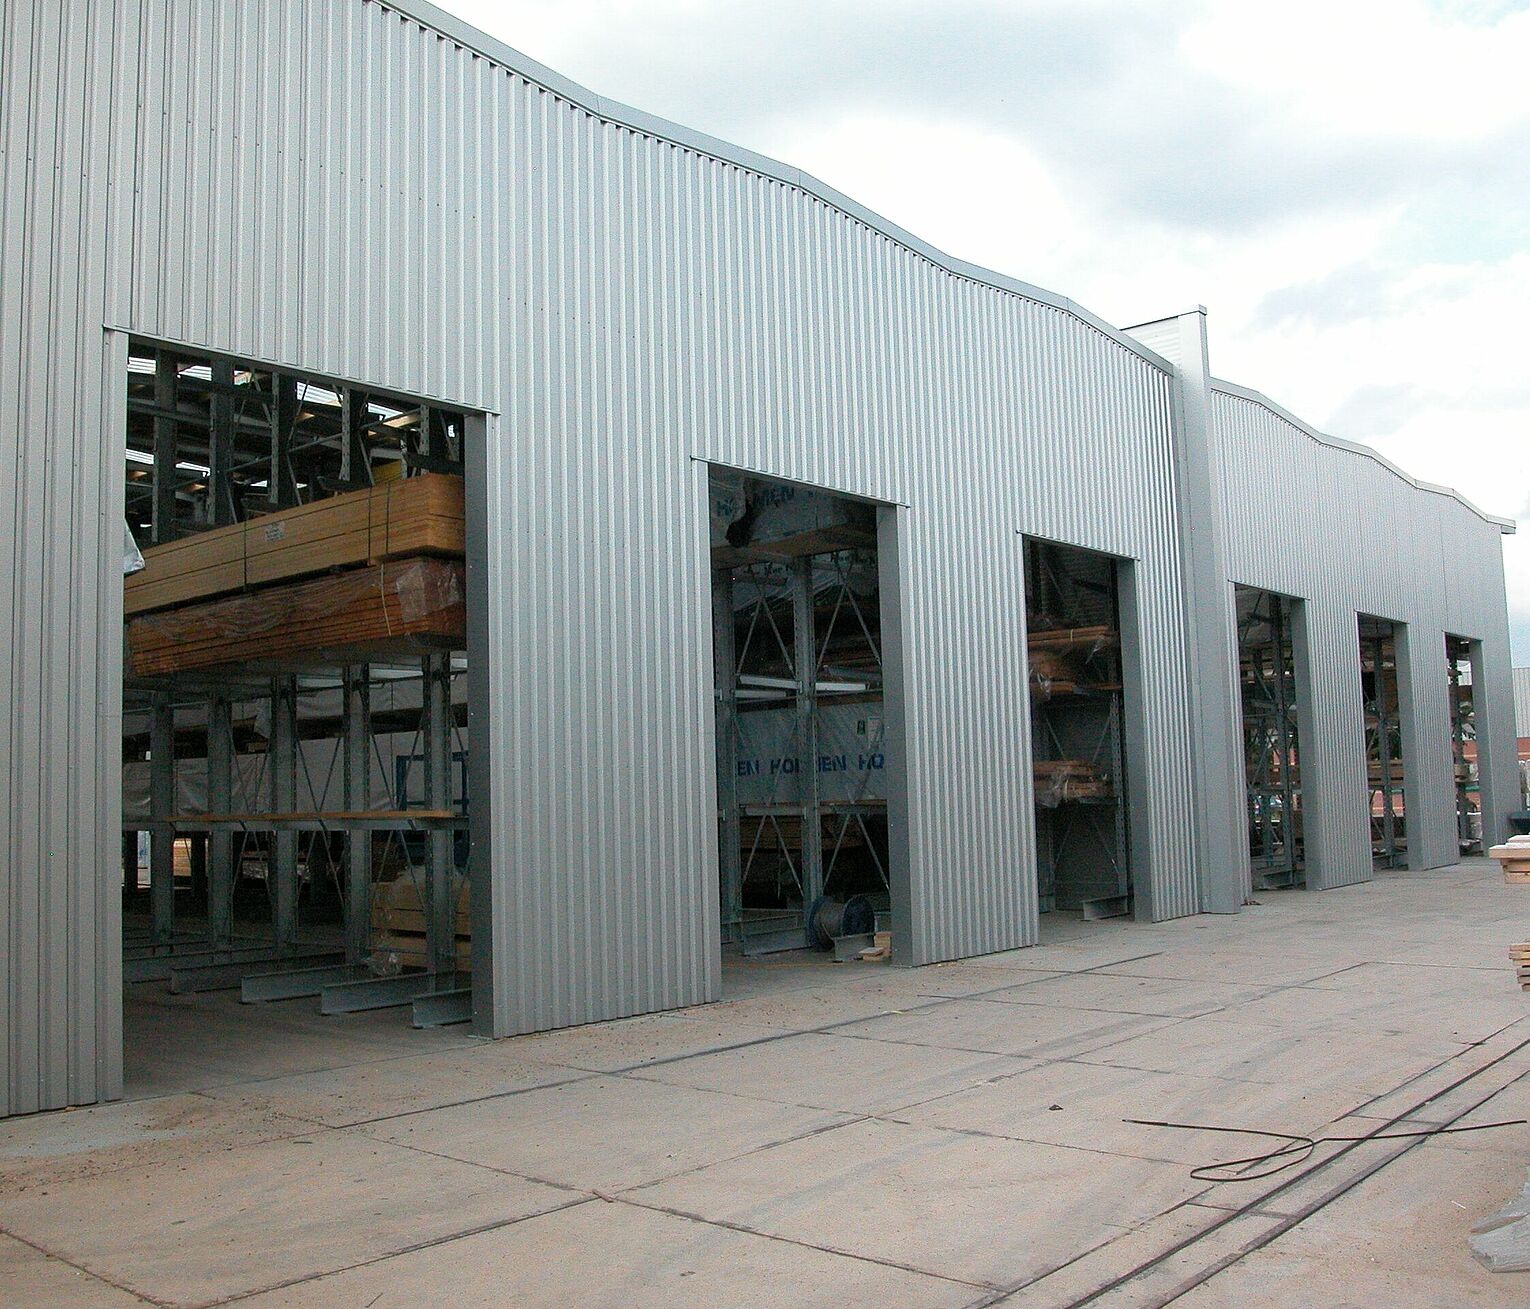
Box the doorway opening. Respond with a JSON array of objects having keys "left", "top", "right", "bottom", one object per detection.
[
  {"left": 1446, "top": 635, "right": 1483, "bottom": 856},
  {"left": 1024, "top": 537, "right": 1133, "bottom": 923},
  {"left": 1358, "top": 614, "right": 1407, "bottom": 870},
  {"left": 1235, "top": 587, "right": 1304, "bottom": 889},
  {"left": 709, "top": 470, "right": 897, "bottom": 974},
  {"left": 120, "top": 342, "right": 481, "bottom": 1095}
]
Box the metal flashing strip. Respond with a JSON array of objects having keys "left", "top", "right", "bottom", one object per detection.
[
  {"left": 373, "top": 0, "right": 1175, "bottom": 376},
  {"left": 1211, "top": 378, "right": 1517, "bottom": 534}
]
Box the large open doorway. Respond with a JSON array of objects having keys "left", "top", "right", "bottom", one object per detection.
[
  {"left": 1446, "top": 634, "right": 1483, "bottom": 856},
  {"left": 1358, "top": 614, "right": 1408, "bottom": 870},
  {"left": 120, "top": 342, "right": 482, "bottom": 1095},
  {"left": 1024, "top": 538, "right": 1133, "bottom": 924},
  {"left": 1236, "top": 587, "right": 1304, "bottom": 889},
  {"left": 709, "top": 471, "right": 898, "bottom": 977}
]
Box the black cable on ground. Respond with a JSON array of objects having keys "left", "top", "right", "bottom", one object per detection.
[{"left": 1124, "top": 1115, "right": 1528, "bottom": 1182}]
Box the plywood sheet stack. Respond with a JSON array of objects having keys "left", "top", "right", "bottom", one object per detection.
[
  {"left": 370, "top": 875, "right": 471, "bottom": 972},
  {"left": 124, "top": 473, "right": 463, "bottom": 616}
]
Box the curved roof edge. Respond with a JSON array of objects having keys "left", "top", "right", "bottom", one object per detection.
[
  {"left": 1211, "top": 378, "right": 1517, "bottom": 535},
  {"left": 387, "top": 1, "right": 1173, "bottom": 375}
]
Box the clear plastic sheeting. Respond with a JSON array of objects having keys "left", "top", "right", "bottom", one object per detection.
[
  {"left": 126, "top": 557, "right": 465, "bottom": 675},
  {"left": 1471, "top": 1171, "right": 1530, "bottom": 1272},
  {"left": 735, "top": 702, "right": 887, "bottom": 805},
  {"left": 123, "top": 519, "right": 145, "bottom": 575}
]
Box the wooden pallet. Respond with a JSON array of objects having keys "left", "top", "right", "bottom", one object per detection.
[
  {"left": 125, "top": 474, "right": 463, "bottom": 616},
  {"left": 126, "top": 556, "right": 465, "bottom": 675}
]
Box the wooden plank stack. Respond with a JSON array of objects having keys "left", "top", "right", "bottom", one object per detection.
[
  {"left": 126, "top": 557, "right": 465, "bottom": 675},
  {"left": 1027, "top": 625, "right": 1118, "bottom": 700},
  {"left": 370, "top": 875, "right": 472, "bottom": 972},
  {"left": 1033, "top": 759, "right": 1113, "bottom": 805},
  {"left": 1490, "top": 837, "right": 1530, "bottom": 884},
  {"left": 1492, "top": 837, "right": 1530, "bottom": 990},
  {"left": 856, "top": 930, "right": 892, "bottom": 962},
  {"left": 1509, "top": 942, "right": 1530, "bottom": 991},
  {"left": 125, "top": 474, "right": 464, "bottom": 616}
]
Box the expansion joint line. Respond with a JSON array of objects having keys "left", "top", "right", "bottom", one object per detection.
[{"left": 989, "top": 1030, "right": 1530, "bottom": 1309}]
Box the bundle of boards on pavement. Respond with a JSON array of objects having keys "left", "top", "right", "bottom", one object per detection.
[
  {"left": 1490, "top": 837, "right": 1530, "bottom": 990},
  {"left": 125, "top": 474, "right": 466, "bottom": 675}
]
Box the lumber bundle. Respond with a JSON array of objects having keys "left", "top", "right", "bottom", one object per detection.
[
  {"left": 1033, "top": 759, "right": 1113, "bottom": 806},
  {"left": 1490, "top": 837, "right": 1530, "bottom": 884},
  {"left": 371, "top": 875, "right": 472, "bottom": 972},
  {"left": 1509, "top": 942, "right": 1530, "bottom": 990},
  {"left": 125, "top": 474, "right": 463, "bottom": 616},
  {"left": 856, "top": 930, "right": 893, "bottom": 962},
  {"left": 1027, "top": 625, "right": 1117, "bottom": 699},
  {"left": 126, "top": 557, "right": 465, "bottom": 675},
  {"left": 1027, "top": 625, "right": 1117, "bottom": 653}
]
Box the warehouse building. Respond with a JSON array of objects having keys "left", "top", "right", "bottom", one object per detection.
[{"left": 0, "top": 0, "right": 1519, "bottom": 1117}]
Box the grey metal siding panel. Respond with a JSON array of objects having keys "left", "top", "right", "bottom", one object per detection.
[
  {"left": 52, "top": 0, "right": 1530, "bottom": 1107},
  {"left": 8, "top": 0, "right": 1516, "bottom": 1107},
  {"left": 1, "top": 0, "right": 1202, "bottom": 1081},
  {"left": 1212, "top": 384, "right": 1519, "bottom": 884},
  {"left": 0, "top": 0, "right": 126, "bottom": 1116},
  {"left": 101, "top": 1, "right": 1198, "bottom": 1011},
  {"left": 1514, "top": 667, "right": 1530, "bottom": 737}
]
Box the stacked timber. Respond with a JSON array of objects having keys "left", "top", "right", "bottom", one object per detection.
[
  {"left": 1027, "top": 625, "right": 1118, "bottom": 700},
  {"left": 123, "top": 472, "right": 467, "bottom": 676},
  {"left": 1494, "top": 837, "right": 1530, "bottom": 991},
  {"left": 1490, "top": 836, "right": 1530, "bottom": 884},
  {"left": 1509, "top": 942, "right": 1530, "bottom": 991},
  {"left": 125, "top": 474, "right": 464, "bottom": 615},
  {"left": 1033, "top": 759, "right": 1112, "bottom": 807},
  {"left": 370, "top": 875, "right": 472, "bottom": 972},
  {"left": 126, "top": 557, "right": 465, "bottom": 675}
]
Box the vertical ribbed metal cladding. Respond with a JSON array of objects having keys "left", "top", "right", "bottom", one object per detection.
[
  {"left": 1211, "top": 385, "right": 1519, "bottom": 886},
  {"left": 4, "top": 0, "right": 1514, "bottom": 1106},
  {"left": 1514, "top": 667, "right": 1530, "bottom": 737},
  {"left": 0, "top": 0, "right": 126, "bottom": 1116}
]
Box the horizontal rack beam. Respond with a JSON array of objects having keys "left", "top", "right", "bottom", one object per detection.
[{"left": 124, "top": 809, "right": 466, "bottom": 832}]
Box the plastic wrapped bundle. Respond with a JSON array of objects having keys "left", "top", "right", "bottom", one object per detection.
[{"left": 126, "top": 557, "right": 465, "bottom": 675}]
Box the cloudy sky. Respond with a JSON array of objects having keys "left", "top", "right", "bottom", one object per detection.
[{"left": 439, "top": 0, "right": 1529, "bottom": 661}]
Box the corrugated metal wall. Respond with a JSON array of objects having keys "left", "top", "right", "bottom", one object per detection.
[
  {"left": 110, "top": 0, "right": 1207, "bottom": 1014},
  {"left": 2, "top": 0, "right": 1516, "bottom": 1112},
  {"left": 1, "top": 1, "right": 127, "bottom": 1118},
  {"left": 1514, "top": 666, "right": 1530, "bottom": 737},
  {"left": 1212, "top": 382, "right": 1519, "bottom": 888}
]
